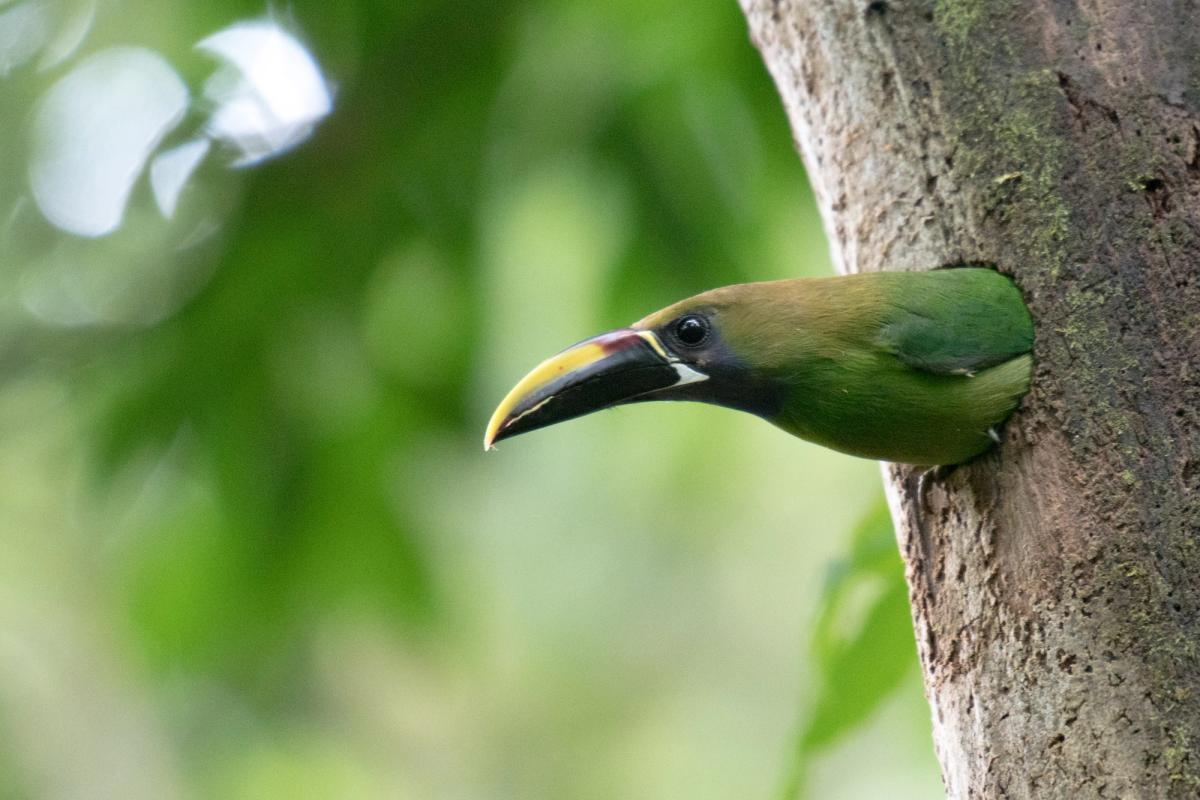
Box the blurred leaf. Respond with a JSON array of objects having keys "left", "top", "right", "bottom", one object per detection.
[
  {"left": 0, "top": 0, "right": 942, "bottom": 796},
  {"left": 126, "top": 497, "right": 289, "bottom": 679},
  {"left": 780, "top": 496, "right": 918, "bottom": 799},
  {"left": 210, "top": 731, "right": 383, "bottom": 800},
  {"left": 0, "top": 719, "right": 30, "bottom": 800}
]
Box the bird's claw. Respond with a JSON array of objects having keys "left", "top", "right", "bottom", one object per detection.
[{"left": 915, "top": 463, "right": 957, "bottom": 515}]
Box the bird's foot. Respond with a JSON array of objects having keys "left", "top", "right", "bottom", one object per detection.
[{"left": 915, "top": 463, "right": 958, "bottom": 515}]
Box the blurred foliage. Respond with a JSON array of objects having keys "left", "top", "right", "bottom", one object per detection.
[
  {"left": 781, "top": 497, "right": 919, "bottom": 799},
  {"left": 805, "top": 500, "right": 916, "bottom": 751},
  {"left": 0, "top": 0, "right": 939, "bottom": 798}
]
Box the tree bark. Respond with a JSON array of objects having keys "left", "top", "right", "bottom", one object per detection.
[{"left": 740, "top": 1, "right": 1200, "bottom": 797}]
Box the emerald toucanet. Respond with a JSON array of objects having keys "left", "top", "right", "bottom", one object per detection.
[{"left": 484, "top": 268, "right": 1033, "bottom": 465}]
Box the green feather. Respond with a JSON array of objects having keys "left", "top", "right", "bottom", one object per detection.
[
  {"left": 872, "top": 269, "right": 1033, "bottom": 376},
  {"left": 772, "top": 269, "right": 1033, "bottom": 464},
  {"left": 642, "top": 267, "right": 1035, "bottom": 465}
]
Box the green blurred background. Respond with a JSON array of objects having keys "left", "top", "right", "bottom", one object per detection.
[{"left": 0, "top": 0, "right": 941, "bottom": 797}]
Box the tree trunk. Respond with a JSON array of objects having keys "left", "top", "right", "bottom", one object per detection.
[{"left": 739, "top": 1, "right": 1200, "bottom": 796}]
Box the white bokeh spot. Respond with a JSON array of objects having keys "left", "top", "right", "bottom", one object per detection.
[
  {"left": 198, "top": 21, "right": 333, "bottom": 167},
  {"left": 0, "top": 0, "right": 54, "bottom": 76},
  {"left": 150, "top": 138, "right": 211, "bottom": 219},
  {"left": 28, "top": 46, "right": 187, "bottom": 237}
]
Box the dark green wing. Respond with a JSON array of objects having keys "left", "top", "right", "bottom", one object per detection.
[{"left": 873, "top": 269, "right": 1034, "bottom": 376}]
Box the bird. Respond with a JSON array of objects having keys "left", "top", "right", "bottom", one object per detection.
[{"left": 484, "top": 267, "right": 1033, "bottom": 466}]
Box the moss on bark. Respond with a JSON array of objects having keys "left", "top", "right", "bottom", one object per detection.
[{"left": 742, "top": 0, "right": 1200, "bottom": 795}]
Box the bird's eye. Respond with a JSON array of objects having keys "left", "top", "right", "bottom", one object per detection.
[{"left": 674, "top": 315, "right": 709, "bottom": 347}]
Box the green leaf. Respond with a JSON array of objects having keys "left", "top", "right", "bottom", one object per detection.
[{"left": 779, "top": 495, "right": 918, "bottom": 799}]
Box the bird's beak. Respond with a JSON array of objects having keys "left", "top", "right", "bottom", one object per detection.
[{"left": 484, "top": 328, "right": 708, "bottom": 450}]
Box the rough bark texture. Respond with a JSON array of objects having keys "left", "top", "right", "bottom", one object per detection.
[{"left": 740, "top": 1, "right": 1200, "bottom": 797}]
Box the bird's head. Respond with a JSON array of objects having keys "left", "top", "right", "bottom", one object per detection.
[{"left": 484, "top": 282, "right": 798, "bottom": 449}]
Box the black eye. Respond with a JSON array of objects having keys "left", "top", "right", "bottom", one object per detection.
[{"left": 674, "top": 315, "right": 709, "bottom": 347}]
